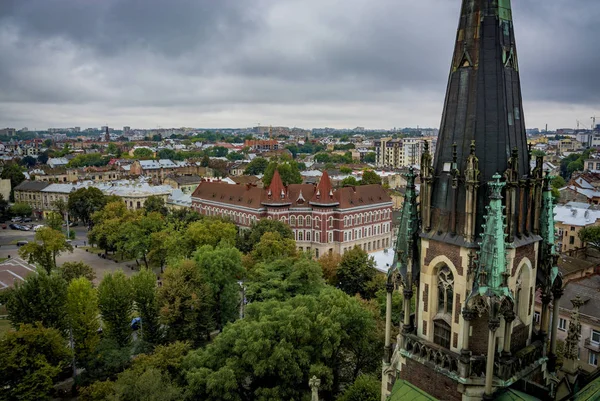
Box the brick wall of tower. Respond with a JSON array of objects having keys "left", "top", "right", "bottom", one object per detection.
[
  {"left": 398, "top": 358, "right": 462, "bottom": 401},
  {"left": 470, "top": 311, "right": 492, "bottom": 356}
]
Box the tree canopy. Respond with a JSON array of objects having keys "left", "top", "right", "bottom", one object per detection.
[
  {"left": 68, "top": 187, "right": 107, "bottom": 225},
  {"left": 262, "top": 160, "right": 303, "bottom": 186}
]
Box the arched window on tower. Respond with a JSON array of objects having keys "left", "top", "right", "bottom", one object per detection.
[{"left": 434, "top": 265, "right": 454, "bottom": 349}]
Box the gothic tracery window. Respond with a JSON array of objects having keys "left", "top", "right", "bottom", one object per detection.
[{"left": 437, "top": 266, "right": 454, "bottom": 315}]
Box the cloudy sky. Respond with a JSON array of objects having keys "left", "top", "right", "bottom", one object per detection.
[{"left": 0, "top": 0, "right": 598, "bottom": 131}]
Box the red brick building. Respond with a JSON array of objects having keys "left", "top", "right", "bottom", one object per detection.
[{"left": 191, "top": 171, "right": 393, "bottom": 257}]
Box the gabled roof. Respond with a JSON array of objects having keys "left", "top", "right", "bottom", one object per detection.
[
  {"left": 14, "top": 181, "right": 50, "bottom": 192},
  {"left": 263, "top": 170, "right": 291, "bottom": 206},
  {"left": 310, "top": 171, "right": 338, "bottom": 206},
  {"left": 335, "top": 184, "right": 391, "bottom": 209},
  {"left": 192, "top": 181, "right": 264, "bottom": 210},
  {"left": 388, "top": 379, "right": 438, "bottom": 401}
]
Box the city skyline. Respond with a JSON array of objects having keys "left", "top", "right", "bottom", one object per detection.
[{"left": 0, "top": 0, "right": 598, "bottom": 130}]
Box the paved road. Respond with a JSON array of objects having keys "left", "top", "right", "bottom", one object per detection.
[{"left": 0, "top": 225, "right": 137, "bottom": 284}]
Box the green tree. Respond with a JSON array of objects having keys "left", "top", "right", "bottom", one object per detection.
[
  {"left": 200, "top": 155, "right": 210, "bottom": 167},
  {"left": 237, "top": 218, "right": 294, "bottom": 253},
  {"left": 19, "top": 155, "right": 37, "bottom": 167},
  {"left": 4, "top": 270, "right": 68, "bottom": 332},
  {"left": 243, "top": 157, "right": 269, "bottom": 175},
  {"left": 98, "top": 271, "right": 134, "bottom": 346},
  {"left": 119, "top": 212, "right": 165, "bottom": 268},
  {"left": 184, "top": 287, "right": 380, "bottom": 400},
  {"left": 578, "top": 226, "right": 600, "bottom": 251},
  {"left": 38, "top": 150, "right": 50, "bottom": 164},
  {"left": 157, "top": 148, "right": 177, "bottom": 160},
  {"left": 133, "top": 147, "right": 154, "bottom": 159},
  {"left": 158, "top": 260, "right": 213, "bottom": 345},
  {"left": 131, "top": 269, "right": 162, "bottom": 344},
  {"left": 46, "top": 211, "right": 64, "bottom": 231},
  {"left": 318, "top": 252, "right": 342, "bottom": 285},
  {"left": 10, "top": 201, "right": 33, "bottom": 217},
  {"left": 314, "top": 152, "right": 331, "bottom": 163},
  {"left": 144, "top": 195, "right": 168, "bottom": 216},
  {"left": 51, "top": 198, "right": 68, "bottom": 217},
  {"left": 551, "top": 175, "right": 566, "bottom": 189},
  {"left": 340, "top": 166, "right": 353, "bottom": 174},
  {"left": 0, "top": 194, "right": 8, "bottom": 220},
  {"left": 19, "top": 227, "right": 73, "bottom": 273},
  {"left": 0, "top": 323, "right": 71, "bottom": 401},
  {"left": 184, "top": 219, "right": 237, "bottom": 256},
  {"left": 361, "top": 170, "right": 382, "bottom": 185},
  {"left": 89, "top": 201, "right": 136, "bottom": 255},
  {"left": 337, "top": 246, "right": 377, "bottom": 299},
  {"left": 208, "top": 146, "right": 228, "bottom": 157},
  {"left": 148, "top": 229, "right": 174, "bottom": 273},
  {"left": 43, "top": 139, "right": 53, "bottom": 148},
  {"left": 250, "top": 231, "right": 297, "bottom": 264},
  {"left": 246, "top": 256, "right": 324, "bottom": 302},
  {"left": 68, "top": 153, "right": 109, "bottom": 168},
  {"left": 68, "top": 187, "right": 107, "bottom": 225},
  {"left": 226, "top": 151, "right": 244, "bottom": 161},
  {"left": 1, "top": 163, "right": 25, "bottom": 201},
  {"left": 67, "top": 277, "right": 100, "bottom": 363},
  {"left": 194, "top": 245, "right": 244, "bottom": 330},
  {"left": 337, "top": 374, "right": 381, "bottom": 401},
  {"left": 341, "top": 176, "right": 360, "bottom": 187},
  {"left": 60, "top": 261, "right": 96, "bottom": 283},
  {"left": 364, "top": 152, "right": 376, "bottom": 163},
  {"left": 263, "top": 160, "right": 303, "bottom": 186},
  {"left": 107, "top": 143, "right": 119, "bottom": 155}
]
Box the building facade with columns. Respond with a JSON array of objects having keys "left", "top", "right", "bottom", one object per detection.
[
  {"left": 382, "top": 1, "right": 564, "bottom": 400},
  {"left": 191, "top": 171, "right": 393, "bottom": 258}
]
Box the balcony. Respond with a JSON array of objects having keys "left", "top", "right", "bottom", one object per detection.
[
  {"left": 584, "top": 338, "right": 600, "bottom": 353},
  {"left": 400, "top": 333, "right": 545, "bottom": 384}
]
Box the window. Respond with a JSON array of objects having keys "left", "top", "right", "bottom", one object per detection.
[
  {"left": 315, "top": 232, "right": 320, "bottom": 243},
  {"left": 344, "top": 232, "right": 348, "bottom": 241},
  {"left": 437, "top": 266, "right": 454, "bottom": 315},
  {"left": 589, "top": 352, "right": 598, "bottom": 367},
  {"left": 534, "top": 311, "right": 541, "bottom": 324},
  {"left": 328, "top": 217, "right": 334, "bottom": 228},
  {"left": 298, "top": 216, "right": 304, "bottom": 227},
  {"left": 433, "top": 320, "right": 451, "bottom": 349},
  {"left": 306, "top": 231, "right": 311, "bottom": 241},
  {"left": 558, "top": 318, "right": 567, "bottom": 331},
  {"left": 570, "top": 236, "right": 575, "bottom": 245},
  {"left": 290, "top": 216, "right": 296, "bottom": 226},
  {"left": 570, "top": 226, "right": 575, "bottom": 231},
  {"left": 592, "top": 330, "right": 600, "bottom": 345},
  {"left": 328, "top": 232, "right": 333, "bottom": 243},
  {"left": 298, "top": 231, "right": 303, "bottom": 241},
  {"left": 315, "top": 248, "right": 319, "bottom": 258},
  {"left": 306, "top": 216, "right": 311, "bottom": 226}
]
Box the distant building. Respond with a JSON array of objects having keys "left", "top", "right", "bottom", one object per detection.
[
  {"left": 554, "top": 202, "right": 600, "bottom": 253},
  {"left": 191, "top": 171, "right": 393, "bottom": 257},
  {"left": 374, "top": 137, "right": 436, "bottom": 169},
  {"left": 163, "top": 175, "right": 203, "bottom": 194},
  {"left": 244, "top": 139, "right": 279, "bottom": 152}
]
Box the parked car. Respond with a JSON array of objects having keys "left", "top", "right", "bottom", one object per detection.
[
  {"left": 16, "top": 240, "right": 29, "bottom": 247},
  {"left": 33, "top": 225, "right": 45, "bottom": 231},
  {"left": 22, "top": 217, "right": 32, "bottom": 222},
  {"left": 11, "top": 217, "right": 22, "bottom": 222},
  {"left": 9, "top": 223, "right": 19, "bottom": 230},
  {"left": 19, "top": 225, "right": 30, "bottom": 231}
]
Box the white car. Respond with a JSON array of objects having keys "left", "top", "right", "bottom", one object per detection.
[{"left": 33, "top": 225, "right": 45, "bottom": 231}]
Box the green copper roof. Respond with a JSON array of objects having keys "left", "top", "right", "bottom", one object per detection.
[
  {"left": 390, "top": 167, "right": 420, "bottom": 283},
  {"left": 472, "top": 173, "right": 512, "bottom": 299},
  {"left": 388, "top": 380, "right": 438, "bottom": 401},
  {"left": 494, "top": 389, "right": 540, "bottom": 401},
  {"left": 573, "top": 376, "right": 600, "bottom": 401},
  {"left": 540, "top": 173, "right": 559, "bottom": 285}
]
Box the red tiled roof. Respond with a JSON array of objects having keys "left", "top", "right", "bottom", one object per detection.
[
  {"left": 264, "top": 170, "right": 291, "bottom": 205},
  {"left": 192, "top": 182, "right": 264, "bottom": 209},
  {"left": 335, "top": 184, "right": 392, "bottom": 209},
  {"left": 310, "top": 171, "right": 338, "bottom": 206}
]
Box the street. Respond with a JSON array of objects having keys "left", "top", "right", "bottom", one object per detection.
[{"left": 0, "top": 224, "right": 137, "bottom": 284}]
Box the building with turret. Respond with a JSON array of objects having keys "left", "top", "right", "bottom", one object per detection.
[
  {"left": 382, "top": 1, "right": 565, "bottom": 400},
  {"left": 191, "top": 170, "right": 393, "bottom": 258}
]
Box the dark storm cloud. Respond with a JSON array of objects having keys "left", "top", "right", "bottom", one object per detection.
[{"left": 0, "top": 0, "right": 598, "bottom": 128}]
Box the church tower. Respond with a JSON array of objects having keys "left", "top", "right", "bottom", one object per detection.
[{"left": 382, "top": 1, "right": 563, "bottom": 400}]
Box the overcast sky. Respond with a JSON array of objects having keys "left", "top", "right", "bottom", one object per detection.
[{"left": 0, "top": 0, "right": 598, "bottom": 131}]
